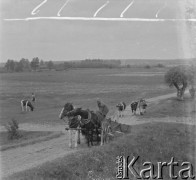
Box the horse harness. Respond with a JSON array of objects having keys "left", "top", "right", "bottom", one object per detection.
[{"left": 80, "top": 110, "right": 92, "bottom": 126}]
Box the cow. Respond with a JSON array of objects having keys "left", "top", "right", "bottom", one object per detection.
[
  {"left": 130, "top": 99, "right": 147, "bottom": 115},
  {"left": 116, "top": 102, "right": 126, "bottom": 118},
  {"left": 21, "top": 100, "right": 34, "bottom": 112}
]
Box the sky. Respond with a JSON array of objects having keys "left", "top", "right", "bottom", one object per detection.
[{"left": 0, "top": 0, "right": 195, "bottom": 62}]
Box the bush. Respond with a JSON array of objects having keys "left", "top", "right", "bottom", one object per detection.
[
  {"left": 4, "top": 119, "right": 22, "bottom": 140},
  {"left": 145, "top": 65, "right": 151, "bottom": 69},
  {"left": 156, "top": 63, "right": 165, "bottom": 68}
]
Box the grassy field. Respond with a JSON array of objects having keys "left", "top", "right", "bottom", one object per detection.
[
  {"left": 1, "top": 66, "right": 195, "bottom": 180},
  {"left": 0, "top": 67, "right": 174, "bottom": 126}
]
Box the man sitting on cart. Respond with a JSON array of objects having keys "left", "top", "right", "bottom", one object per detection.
[{"left": 96, "top": 99, "right": 111, "bottom": 145}]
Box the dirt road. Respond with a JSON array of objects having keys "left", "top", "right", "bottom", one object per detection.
[
  {"left": 1, "top": 125, "right": 86, "bottom": 178},
  {"left": 1, "top": 91, "right": 195, "bottom": 179},
  {"left": 117, "top": 91, "right": 195, "bottom": 126}
]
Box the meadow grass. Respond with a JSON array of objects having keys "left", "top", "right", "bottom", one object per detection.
[
  {"left": 0, "top": 68, "right": 174, "bottom": 125},
  {"left": 1, "top": 68, "right": 195, "bottom": 180}
]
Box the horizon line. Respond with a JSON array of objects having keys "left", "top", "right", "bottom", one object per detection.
[{"left": 1, "top": 58, "right": 195, "bottom": 63}]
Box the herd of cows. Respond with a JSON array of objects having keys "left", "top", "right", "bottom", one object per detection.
[
  {"left": 116, "top": 99, "right": 147, "bottom": 117},
  {"left": 20, "top": 97, "right": 147, "bottom": 148}
]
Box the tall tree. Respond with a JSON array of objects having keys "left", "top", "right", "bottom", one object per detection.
[
  {"left": 165, "top": 65, "right": 195, "bottom": 100},
  {"left": 30, "top": 57, "right": 40, "bottom": 70},
  {"left": 14, "top": 62, "right": 23, "bottom": 72},
  {"left": 40, "top": 59, "right": 44, "bottom": 66},
  {"left": 47, "top": 61, "right": 54, "bottom": 70},
  {"left": 5, "top": 59, "right": 15, "bottom": 72},
  {"left": 19, "top": 58, "right": 30, "bottom": 71}
]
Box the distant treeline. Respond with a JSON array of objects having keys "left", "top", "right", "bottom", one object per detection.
[
  {"left": 4, "top": 58, "right": 54, "bottom": 72},
  {"left": 60, "top": 59, "right": 121, "bottom": 70},
  {"left": 3, "top": 58, "right": 121, "bottom": 72}
]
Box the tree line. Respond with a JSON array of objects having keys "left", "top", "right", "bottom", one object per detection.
[
  {"left": 4, "top": 58, "right": 121, "bottom": 72},
  {"left": 61, "top": 59, "right": 121, "bottom": 70},
  {"left": 4, "top": 57, "right": 54, "bottom": 72}
]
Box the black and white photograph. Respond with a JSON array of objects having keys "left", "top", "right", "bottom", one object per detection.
[{"left": 0, "top": 0, "right": 196, "bottom": 179}]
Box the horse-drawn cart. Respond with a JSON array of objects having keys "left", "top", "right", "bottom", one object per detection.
[{"left": 59, "top": 103, "right": 124, "bottom": 148}]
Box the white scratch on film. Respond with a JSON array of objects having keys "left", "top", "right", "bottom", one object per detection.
[
  {"left": 57, "top": 0, "right": 70, "bottom": 17},
  {"left": 4, "top": 17, "right": 196, "bottom": 22},
  {"left": 93, "top": 1, "right": 109, "bottom": 17},
  {"left": 155, "top": 1, "right": 167, "bottom": 18},
  {"left": 120, "top": 0, "right": 135, "bottom": 18},
  {"left": 31, "top": 0, "right": 48, "bottom": 15}
]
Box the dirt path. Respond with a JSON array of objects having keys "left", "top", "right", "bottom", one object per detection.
[
  {"left": 1, "top": 136, "right": 82, "bottom": 178},
  {"left": 1, "top": 91, "right": 194, "bottom": 179},
  {"left": 115, "top": 90, "right": 195, "bottom": 126},
  {"left": 0, "top": 123, "right": 66, "bottom": 132}
]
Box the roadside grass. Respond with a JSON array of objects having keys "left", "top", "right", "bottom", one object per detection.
[
  {"left": 0, "top": 130, "right": 51, "bottom": 146},
  {"left": 0, "top": 130, "right": 52, "bottom": 145},
  {"left": 140, "top": 96, "right": 196, "bottom": 119},
  {"left": 6, "top": 122, "right": 195, "bottom": 180}
]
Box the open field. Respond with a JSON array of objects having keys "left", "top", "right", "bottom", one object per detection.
[
  {"left": 0, "top": 67, "right": 174, "bottom": 126},
  {"left": 0, "top": 67, "right": 195, "bottom": 179}
]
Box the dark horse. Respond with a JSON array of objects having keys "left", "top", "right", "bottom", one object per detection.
[
  {"left": 59, "top": 103, "right": 82, "bottom": 148},
  {"left": 66, "top": 108, "right": 102, "bottom": 147},
  {"left": 59, "top": 102, "right": 74, "bottom": 119}
]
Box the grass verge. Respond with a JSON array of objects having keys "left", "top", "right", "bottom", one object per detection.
[{"left": 139, "top": 97, "right": 196, "bottom": 119}]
